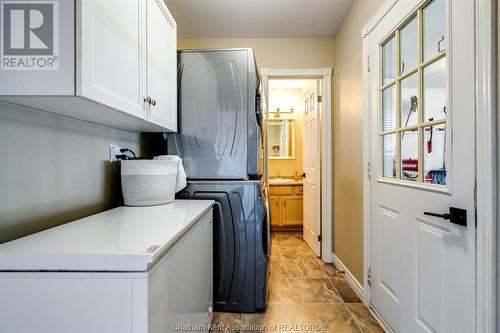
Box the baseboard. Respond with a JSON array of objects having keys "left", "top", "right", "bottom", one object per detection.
[
  {"left": 331, "top": 253, "right": 364, "bottom": 302},
  {"left": 332, "top": 254, "right": 393, "bottom": 332}
]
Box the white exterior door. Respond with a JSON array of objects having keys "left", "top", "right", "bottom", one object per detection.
[
  {"left": 79, "top": 0, "right": 146, "bottom": 119},
  {"left": 146, "top": 0, "right": 177, "bottom": 131},
  {"left": 303, "top": 81, "right": 321, "bottom": 256},
  {"left": 365, "top": 0, "right": 475, "bottom": 332}
]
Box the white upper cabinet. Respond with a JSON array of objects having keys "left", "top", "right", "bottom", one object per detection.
[
  {"left": 0, "top": 0, "right": 177, "bottom": 133},
  {"left": 146, "top": 0, "right": 177, "bottom": 131},
  {"left": 79, "top": 0, "right": 146, "bottom": 121}
]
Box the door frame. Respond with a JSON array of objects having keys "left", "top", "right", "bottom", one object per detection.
[
  {"left": 361, "top": 0, "right": 498, "bottom": 332},
  {"left": 261, "top": 67, "right": 333, "bottom": 263}
]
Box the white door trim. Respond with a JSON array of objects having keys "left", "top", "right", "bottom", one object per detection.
[
  {"left": 362, "top": 34, "right": 372, "bottom": 307},
  {"left": 475, "top": 0, "right": 497, "bottom": 332},
  {"left": 362, "top": 0, "right": 498, "bottom": 330},
  {"left": 361, "top": 0, "right": 398, "bottom": 39},
  {"left": 261, "top": 67, "right": 333, "bottom": 263}
]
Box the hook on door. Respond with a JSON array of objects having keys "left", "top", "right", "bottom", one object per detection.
[{"left": 437, "top": 35, "right": 445, "bottom": 53}]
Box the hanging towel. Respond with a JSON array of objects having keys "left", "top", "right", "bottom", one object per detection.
[{"left": 153, "top": 155, "right": 187, "bottom": 192}]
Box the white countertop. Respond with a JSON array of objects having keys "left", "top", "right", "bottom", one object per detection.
[
  {"left": 0, "top": 200, "right": 214, "bottom": 272},
  {"left": 269, "top": 179, "right": 303, "bottom": 186}
]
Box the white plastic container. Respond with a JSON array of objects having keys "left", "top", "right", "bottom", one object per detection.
[{"left": 121, "top": 160, "right": 178, "bottom": 206}]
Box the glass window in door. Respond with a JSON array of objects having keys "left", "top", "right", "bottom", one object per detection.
[{"left": 379, "top": 0, "right": 447, "bottom": 186}]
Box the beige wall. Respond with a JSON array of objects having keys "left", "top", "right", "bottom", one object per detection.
[
  {"left": 178, "top": 38, "right": 333, "bottom": 69},
  {"left": 331, "top": 0, "right": 384, "bottom": 284}
]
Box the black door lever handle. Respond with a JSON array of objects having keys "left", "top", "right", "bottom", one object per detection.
[
  {"left": 424, "top": 207, "right": 467, "bottom": 227},
  {"left": 424, "top": 212, "right": 451, "bottom": 220}
]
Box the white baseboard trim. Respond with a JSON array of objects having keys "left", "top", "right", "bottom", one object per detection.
[
  {"left": 331, "top": 253, "right": 364, "bottom": 302},
  {"left": 332, "top": 254, "right": 392, "bottom": 332}
]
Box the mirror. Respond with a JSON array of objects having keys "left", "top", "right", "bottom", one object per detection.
[{"left": 268, "top": 119, "right": 295, "bottom": 159}]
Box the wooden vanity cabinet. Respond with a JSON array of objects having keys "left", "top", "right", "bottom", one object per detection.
[{"left": 269, "top": 185, "right": 303, "bottom": 228}]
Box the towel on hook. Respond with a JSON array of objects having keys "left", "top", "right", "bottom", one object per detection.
[{"left": 153, "top": 155, "right": 187, "bottom": 193}]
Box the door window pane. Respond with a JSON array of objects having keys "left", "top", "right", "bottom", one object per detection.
[
  {"left": 400, "top": 74, "right": 418, "bottom": 128},
  {"left": 383, "top": 134, "right": 396, "bottom": 178},
  {"left": 400, "top": 129, "right": 419, "bottom": 181},
  {"left": 400, "top": 16, "right": 418, "bottom": 75},
  {"left": 378, "top": 1, "right": 449, "bottom": 187},
  {"left": 423, "top": 0, "right": 446, "bottom": 61},
  {"left": 382, "top": 86, "right": 396, "bottom": 131},
  {"left": 382, "top": 36, "right": 396, "bottom": 85},
  {"left": 424, "top": 124, "right": 447, "bottom": 185},
  {"left": 423, "top": 58, "right": 446, "bottom": 122}
]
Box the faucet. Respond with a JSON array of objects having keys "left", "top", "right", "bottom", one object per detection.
[{"left": 276, "top": 170, "right": 281, "bottom": 179}]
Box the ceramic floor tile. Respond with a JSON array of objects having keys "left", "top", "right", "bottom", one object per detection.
[
  {"left": 317, "top": 261, "right": 342, "bottom": 278},
  {"left": 269, "top": 261, "right": 288, "bottom": 279},
  {"left": 212, "top": 232, "right": 382, "bottom": 333},
  {"left": 294, "top": 304, "right": 362, "bottom": 333},
  {"left": 284, "top": 259, "right": 327, "bottom": 278},
  {"left": 330, "top": 275, "right": 362, "bottom": 303},
  {"left": 346, "top": 304, "right": 385, "bottom": 333},
  {"left": 274, "top": 231, "right": 302, "bottom": 239},
  {"left": 277, "top": 237, "right": 307, "bottom": 249},
  {"left": 267, "top": 278, "right": 293, "bottom": 305},
  {"left": 270, "top": 247, "right": 282, "bottom": 262},
  {"left": 288, "top": 278, "right": 343, "bottom": 304},
  {"left": 280, "top": 247, "right": 317, "bottom": 260},
  {"left": 241, "top": 305, "right": 297, "bottom": 332},
  {"left": 211, "top": 312, "right": 242, "bottom": 333}
]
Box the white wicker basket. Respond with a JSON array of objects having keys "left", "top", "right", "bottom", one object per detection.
[{"left": 121, "top": 160, "right": 178, "bottom": 207}]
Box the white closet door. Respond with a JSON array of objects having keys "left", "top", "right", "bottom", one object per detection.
[{"left": 303, "top": 82, "right": 321, "bottom": 256}]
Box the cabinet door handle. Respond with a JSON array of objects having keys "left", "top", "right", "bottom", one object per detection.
[
  {"left": 144, "top": 96, "right": 151, "bottom": 104},
  {"left": 151, "top": 99, "right": 157, "bottom": 106}
]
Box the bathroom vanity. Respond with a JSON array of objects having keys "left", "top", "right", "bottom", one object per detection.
[{"left": 269, "top": 181, "right": 303, "bottom": 228}]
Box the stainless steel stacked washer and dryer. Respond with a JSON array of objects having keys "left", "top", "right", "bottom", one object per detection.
[{"left": 167, "top": 48, "right": 270, "bottom": 313}]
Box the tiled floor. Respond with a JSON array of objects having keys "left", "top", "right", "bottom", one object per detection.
[{"left": 211, "top": 231, "right": 384, "bottom": 332}]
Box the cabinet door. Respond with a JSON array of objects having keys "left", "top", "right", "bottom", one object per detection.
[
  {"left": 146, "top": 0, "right": 177, "bottom": 131},
  {"left": 148, "top": 211, "right": 213, "bottom": 333},
  {"left": 78, "top": 0, "right": 146, "bottom": 119},
  {"left": 283, "top": 196, "right": 303, "bottom": 225},
  {"left": 269, "top": 197, "right": 281, "bottom": 226}
]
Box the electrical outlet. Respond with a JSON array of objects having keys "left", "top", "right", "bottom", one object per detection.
[{"left": 109, "top": 144, "right": 123, "bottom": 162}]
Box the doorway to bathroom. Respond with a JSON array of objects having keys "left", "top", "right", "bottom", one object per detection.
[{"left": 261, "top": 68, "right": 332, "bottom": 262}]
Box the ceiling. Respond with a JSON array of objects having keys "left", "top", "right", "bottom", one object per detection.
[{"left": 164, "top": 0, "right": 354, "bottom": 38}]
